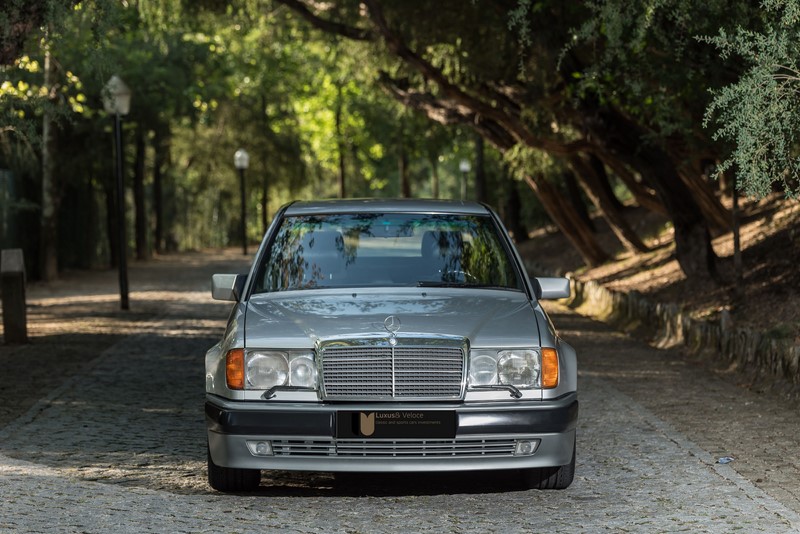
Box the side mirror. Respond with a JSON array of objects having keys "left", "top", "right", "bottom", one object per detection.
[
  {"left": 211, "top": 273, "right": 248, "bottom": 301},
  {"left": 534, "top": 277, "right": 570, "bottom": 300}
]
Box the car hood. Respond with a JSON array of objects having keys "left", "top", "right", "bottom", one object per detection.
[{"left": 244, "top": 288, "right": 542, "bottom": 349}]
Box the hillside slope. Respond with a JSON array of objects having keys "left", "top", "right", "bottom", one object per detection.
[{"left": 518, "top": 195, "right": 800, "bottom": 376}]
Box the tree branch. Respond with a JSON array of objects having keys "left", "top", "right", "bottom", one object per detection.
[
  {"left": 379, "top": 73, "right": 516, "bottom": 150},
  {"left": 362, "top": 0, "right": 592, "bottom": 156},
  {"left": 272, "top": 0, "right": 374, "bottom": 41}
]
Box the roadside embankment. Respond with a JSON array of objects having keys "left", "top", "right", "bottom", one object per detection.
[
  {"left": 519, "top": 197, "right": 800, "bottom": 396},
  {"left": 522, "top": 240, "right": 800, "bottom": 395},
  {"left": 558, "top": 272, "right": 800, "bottom": 392}
]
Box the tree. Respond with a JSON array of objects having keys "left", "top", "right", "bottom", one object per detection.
[
  {"left": 0, "top": 1, "right": 78, "bottom": 65},
  {"left": 40, "top": 38, "right": 58, "bottom": 280},
  {"left": 9, "top": 0, "right": 787, "bottom": 283},
  {"left": 272, "top": 1, "right": 644, "bottom": 267},
  {"left": 702, "top": 0, "right": 800, "bottom": 198}
]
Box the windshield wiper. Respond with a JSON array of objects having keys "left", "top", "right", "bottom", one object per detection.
[
  {"left": 416, "top": 281, "right": 513, "bottom": 290},
  {"left": 417, "top": 281, "right": 467, "bottom": 288}
]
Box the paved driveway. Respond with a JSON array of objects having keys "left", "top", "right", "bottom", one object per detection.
[{"left": 1, "top": 251, "right": 798, "bottom": 532}]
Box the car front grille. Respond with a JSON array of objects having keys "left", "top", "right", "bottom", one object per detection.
[
  {"left": 271, "top": 438, "right": 518, "bottom": 458},
  {"left": 320, "top": 340, "right": 466, "bottom": 400}
]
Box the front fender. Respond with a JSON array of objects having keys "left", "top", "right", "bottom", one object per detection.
[{"left": 206, "top": 302, "right": 248, "bottom": 399}]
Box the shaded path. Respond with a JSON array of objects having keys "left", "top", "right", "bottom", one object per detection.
[
  {"left": 0, "top": 251, "right": 798, "bottom": 532},
  {"left": 548, "top": 303, "right": 800, "bottom": 517}
]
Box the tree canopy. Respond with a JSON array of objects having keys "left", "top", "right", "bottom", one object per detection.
[{"left": 1, "top": 0, "right": 798, "bottom": 283}]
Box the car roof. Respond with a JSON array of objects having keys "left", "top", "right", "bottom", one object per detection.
[{"left": 283, "top": 198, "right": 491, "bottom": 216}]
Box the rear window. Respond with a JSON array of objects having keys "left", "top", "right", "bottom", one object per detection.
[{"left": 251, "top": 213, "right": 522, "bottom": 293}]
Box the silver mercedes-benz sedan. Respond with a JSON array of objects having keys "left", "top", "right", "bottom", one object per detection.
[{"left": 205, "top": 199, "right": 578, "bottom": 492}]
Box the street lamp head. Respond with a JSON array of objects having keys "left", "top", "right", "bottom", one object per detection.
[
  {"left": 459, "top": 159, "right": 471, "bottom": 173},
  {"left": 234, "top": 148, "right": 250, "bottom": 170},
  {"left": 102, "top": 75, "right": 132, "bottom": 116}
]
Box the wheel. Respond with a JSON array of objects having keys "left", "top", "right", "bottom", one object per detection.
[
  {"left": 207, "top": 447, "right": 261, "bottom": 492},
  {"left": 521, "top": 439, "right": 576, "bottom": 490}
]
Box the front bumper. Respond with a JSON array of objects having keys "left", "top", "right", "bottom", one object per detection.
[{"left": 206, "top": 393, "right": 578, "bottom": 472}]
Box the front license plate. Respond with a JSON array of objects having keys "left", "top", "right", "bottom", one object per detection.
[{"left": 336, "top": 410, "right": 456, "bottom": 439}]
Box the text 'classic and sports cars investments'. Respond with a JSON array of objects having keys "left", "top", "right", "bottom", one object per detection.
[{"left": 205, "top": 199, "right": 578, "bottom": 492}]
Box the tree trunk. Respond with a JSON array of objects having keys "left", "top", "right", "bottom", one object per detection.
[
  {"left": 584, "top": 107, "right": 718, "bottom": 281},
  {"left": 133, "top": 125, "right": 148, "bottom": 260},
  {"left": 105, "top": 177, "right": 118, "bottom": 268},
  {"left": 429, "top": 156, "right": 440, "bottom": 199},
  {"left": 335, "top": 83, "right": 346, "bottom": 198},
  {"left": 152, "top": 131, "right": 167, "bottom": 254},
  {"left": 567, "top": 154, "right": 649, "bottom": 253},
  {"left": 350, "top": 143, "right": 363, "bottom": 197},
  {"left": 599, "top": 154, "right": 667, "bottom": 215},
  {"left": 675, "top": 167, "right": 730, "bottom": 232},
  {"left": 475, "top": 133, "right": 487, "bottom": 203},
  {"left": 398, "top": 141, "right": 410, "bottom": 198},
  {"left": 524, "top": 174, "right": 609, "bottom": 266},
  {"left": 39, "top": 44, "right": 58, "bottom": 281},
  {"left": 261, "top": 171, "right": 269, "bottom": 234},
  {"left": 732, "top": 176, "right": 744, "bottom": 301},
  {"left": 563, "top": 170, "right": 595, "bottom": 232},
  {"left": 588, "top": 154, "right": 624, "bottom": 212},
  {"left": 261, "top": 93, "right": 270, "bottom": 232},
  {"left": 85, "top": 171, "right": 97, "bottom": 268},
  {"left": 663, "top": 137, "right": 731, "bottom": 231},
  {"left": 504, "top": 180, "right": 528, "bottom": 243}
]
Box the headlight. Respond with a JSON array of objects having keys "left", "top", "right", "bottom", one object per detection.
[
  {"left": 468, "top": 354, "right": 499, "bottom": 386},
  {"left": 246, "top": 352, "right": 289, "bottom": 389},
  {"left": 226, "top": 350, "right": 317, "bottom": 390},
  {"left": 290, "top": 355, "right": 317, "bottom": 388},
  {"left": 497, "top": 350, "right": 540, "bottom": 387},
  {"left": 468, "top": 349, "right": 549, "bottom": 390}
]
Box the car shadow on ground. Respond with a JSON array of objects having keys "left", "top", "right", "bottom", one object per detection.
[{"left": 245, "top": 469, "right": 532, "bottom": 497}]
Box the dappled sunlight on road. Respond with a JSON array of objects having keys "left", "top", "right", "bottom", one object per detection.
[
  {"left": 29, "top": 290, "right": 211, "bottom": 308},
  {"left": 10, "top": 250, "right": 248, "bottom": 343}
]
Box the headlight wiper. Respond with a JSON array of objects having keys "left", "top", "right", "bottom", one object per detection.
[
  {"left": 262, "top": 385, "right": 316, "bottom": 400},
  {"left": 469, "top": 384, "right": 523, "bottom": 398}
]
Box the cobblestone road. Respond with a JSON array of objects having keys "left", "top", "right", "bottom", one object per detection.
[{"left": 1, "top": 251, "right": 799, "bottom": 532}]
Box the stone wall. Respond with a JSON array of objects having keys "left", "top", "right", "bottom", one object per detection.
[{"left": 528, "top": 262, "right": 800, "bottom": 388}]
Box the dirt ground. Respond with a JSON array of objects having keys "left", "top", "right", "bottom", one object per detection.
[
  {"left": 0, "top": 249, "right": 251, "bottom": 428},
  {"left": 2, "top": 244, "right": 800, "bottom": 515}
]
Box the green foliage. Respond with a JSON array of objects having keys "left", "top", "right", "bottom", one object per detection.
[
  {"left": 0, "top": 0, "right": 580, "bottom": 272},
  {"left": 563, "top": 0, "right": 750, "bottom": 138},
  {"left": 702, "top": 1, "right": 800, "bottom": 198},
  {"left": 556, "top": 0, "right": 800, "bottom": 198}
]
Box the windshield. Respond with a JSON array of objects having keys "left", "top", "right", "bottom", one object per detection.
[{"left": 251, "top": 213, "right": 522, "bottom": 293}]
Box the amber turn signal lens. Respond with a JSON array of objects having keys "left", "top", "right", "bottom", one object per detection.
[
  {"left": 226, "top": 348, "right": 245, "bottom": 390},
  {"left": 541, "top": 348, "right": 559, "bottom": 388}
]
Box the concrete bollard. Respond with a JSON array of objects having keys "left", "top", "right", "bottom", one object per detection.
[{"left": 1, "top": 248, "right": 27, "bottom": 343}]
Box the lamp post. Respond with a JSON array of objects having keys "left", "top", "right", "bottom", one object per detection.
[
  {"left": 234, "top": 148, "right": 250, "bottom": 255},
  {"left": 102, "top": 75, "right": 131, "bottom": 310},
  {"left": 459, "top": 158, "right": 471, "bottom": 201}
]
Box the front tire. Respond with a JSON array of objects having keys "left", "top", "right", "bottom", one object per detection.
[
  {"left": 207, "top": 447, "right": 261, "bottom": 492},
  {"left": 521, "top": 439, "right": 576, "bottom": 490}
]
